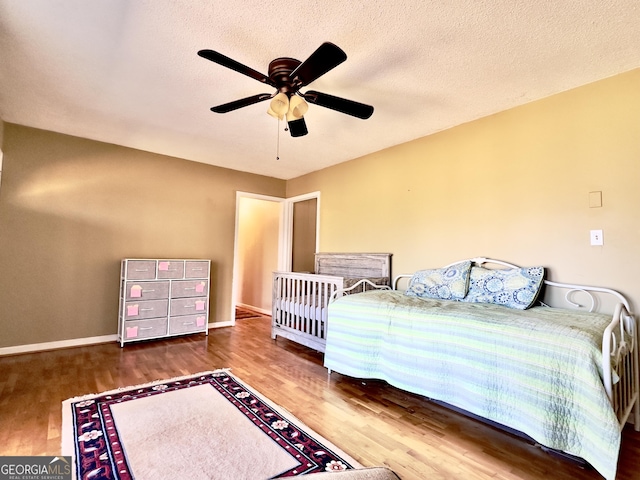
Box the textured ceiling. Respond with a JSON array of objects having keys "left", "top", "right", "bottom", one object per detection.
[{"left": 1, "top": 1, "right": 639, "bottom": 180}]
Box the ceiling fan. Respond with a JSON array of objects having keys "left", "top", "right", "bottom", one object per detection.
[{"left": 197, "top": 42, "right": 374, "bottom": 137}]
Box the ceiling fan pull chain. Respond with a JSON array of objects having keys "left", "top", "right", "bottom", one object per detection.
[{"left": 276, "top": 117, "right": 281, "bottom": 160}]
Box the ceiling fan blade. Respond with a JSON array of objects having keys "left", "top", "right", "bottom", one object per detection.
[
  {"left": 198, "top": 49, "right": 276, "bottom": 88},
  {"left": 287, "top": 116, "right": 308, "bottom": 137},
  {"left": 211, "top": 93, "right": 273, "bottom": 113},
  {"left": 291, "top": 42, "right": 347, "bottom": 87},
  {"left": 303, "top": 90, "right": 374, "bottom": 119}
]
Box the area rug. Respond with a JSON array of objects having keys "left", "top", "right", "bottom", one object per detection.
[{"left": 62, "top": 369, "right": 361, "bottom": 479}]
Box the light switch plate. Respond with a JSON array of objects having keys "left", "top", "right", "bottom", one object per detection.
[
  {"left": 589, "top": 191, "right": 602, "bottom": 208},
  {"left": 590, "top": 229, "right": 603, "bottom": 246}
]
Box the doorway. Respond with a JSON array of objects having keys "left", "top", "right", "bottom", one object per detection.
[
  {"left": 291, "top": 197, "right": 317, "bottom": 273},
  {"left": 231, "top": 191, "right": 320, "bottom": 323}
]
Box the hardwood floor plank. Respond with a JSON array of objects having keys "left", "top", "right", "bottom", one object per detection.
[{"left": 0, "top": 316, "right": 639, "bottom": 479}]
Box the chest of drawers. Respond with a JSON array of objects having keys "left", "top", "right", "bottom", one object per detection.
[{"left": 118, "top": 259, "right": 211, "bottom": 346}]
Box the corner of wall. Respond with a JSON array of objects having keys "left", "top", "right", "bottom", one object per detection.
[{"left": 0, "top": 119, "right": 4, "bottom": 191}]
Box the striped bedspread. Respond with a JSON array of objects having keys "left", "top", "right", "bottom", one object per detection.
[{"left": 324, "top": 290, "right": 621, "bottom": 480}]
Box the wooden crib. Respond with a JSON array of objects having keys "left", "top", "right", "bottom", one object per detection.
[{"left": 271, "top": 253, "right": 392, "bottom": 352}]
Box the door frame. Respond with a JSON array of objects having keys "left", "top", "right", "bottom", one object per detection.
[
  {"left": 231, "top": 190, "right": 320, "bottom": 324},
  {"left": 280, "top": 191, "right": 321, "bottom": 272}
]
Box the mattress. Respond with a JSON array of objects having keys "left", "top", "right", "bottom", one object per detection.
[{"left": 325, "top": 290, "right": 621, "bottom": 480}]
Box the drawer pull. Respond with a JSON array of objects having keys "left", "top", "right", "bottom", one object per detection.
[
  {"left": 140, "top": 308, "right": 155, "bottom": 312},
  {"left": 142, "top": 289, "right": 155, "bottom": 293},
  {"left": 184, "top": 287, "right": 196, "bottom": 291},
  {"left": 135, "top": 269, "right": 149, "bottom": 272},
  {"left": 191, "top": 268, "right": 203, "bottom": 271},
  {"left": 182, "top": 322, "right": 195, "bottom": 326},
  {"left": 139, "top": 327, "right": 154, "bottom": 331}
]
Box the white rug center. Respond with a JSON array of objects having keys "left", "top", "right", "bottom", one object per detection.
[{"left": 110, "top": 384, "right": 300, "bottom": 479}]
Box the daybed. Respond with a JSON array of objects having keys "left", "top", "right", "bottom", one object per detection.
[
  {"left": 272, "top": 253, "right": 392, "bottom": 352},
  {"left": 324, "top": 257, "right": 639, "bottom": 480}
]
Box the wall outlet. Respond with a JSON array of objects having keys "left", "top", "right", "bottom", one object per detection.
[{"left": 590, "top": 229, "right": 603, "bottom": 246}]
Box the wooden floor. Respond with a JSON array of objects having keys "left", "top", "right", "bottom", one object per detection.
[{"left": 2, "top": 313, "right": 640, "bottom": 480}]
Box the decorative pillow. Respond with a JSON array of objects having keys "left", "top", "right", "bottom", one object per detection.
[
  {"left": 405, "top": 261, "right": 472, "bottom": 300},
  {"left": 462, "top": 266, "right": 545, "bottom": 309}
]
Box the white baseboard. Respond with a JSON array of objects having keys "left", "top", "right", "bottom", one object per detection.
[
  {"left": 0, "top": 334, "right": 119, "bottom": 356},
  {"left": 0, "top": 321, "right": 233, "bottom": 356},
  {"left": 210, "top": 320, "right": 234, "bottom": 328},
  {"left": 236, "top": 303, "right": 271, "bottom": 315}
]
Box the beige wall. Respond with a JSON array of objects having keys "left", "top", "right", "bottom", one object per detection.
[
  {"left": 292, "top": 197, "right": 317, "bottom": 272},
  {"left": 288, "top": 69, "right": 640, "bottom": 311},
  {"left": 2, "top": 69, "right": 639, "bottom": 349},
  {"left": 236, "top": 196, "right": 280, "bottom": 312},
  {"left": 0, "top": 119, "right": 4, "bottom": 187},
  {"left": 0, "top": 124, "right": 285, "bottom": 348}
]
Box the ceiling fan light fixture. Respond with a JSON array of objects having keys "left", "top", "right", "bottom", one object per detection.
[
  {"left": 269, "top": 92, "right": 289, "bottom": 117},
  {"left": 267, "top": 106, "right": 284, "bottom": 120},
  {"left": 287, "top": 95, "right": 308, "bottom": 119},
  {"left": 287, "top": 117, "right": 308, "bottom": 137}
]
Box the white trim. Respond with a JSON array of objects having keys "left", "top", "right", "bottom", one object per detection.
[
  {"left": 282, "top": 191, "right": 321, "bottom": 272},
  {"left": 277, "top": 199, "right": 289, "bottom": 271},
  {"left": 209, "top": 321, "right": 233, "bottom": 328},
  {"left": 281, "top": 200, "right": 293, "bottom": 272},
  {"left": 235, "top": 303, "right": 271, "bottom": 316},
  {"left": 0, "top": 334, "right": 119, "bottom": 356},
  {"left": 231, "top": 190, "right": 320, "bottom": 326},
  {"left": 0, "top": 323, "right": 232, "bottom": 356},
  {"left": 232, "top": 191, "right": 286, "bottom": 325}
]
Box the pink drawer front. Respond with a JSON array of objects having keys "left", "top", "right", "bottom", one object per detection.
[
  {"left": 170, "top": 297, "right": 208, "bottom": 316},
  {"left": 169, "top": 314, "right": 208, "bottom": 335},
  {"left": 171, "top": 280, "right": 209, "bottom": 298},
  {"left": 124, "top": 281, "right": 170, "bottom": 300},
  {"left": 124, "top": 299, "right": 168, "bottom": 320},
  {"left": 185, "top": 261, "right": 210, "bottom": 279}
]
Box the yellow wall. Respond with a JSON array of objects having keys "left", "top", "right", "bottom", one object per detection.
[
  {"left": 0, "top": 124, "right": 285, "bottom": 348},
  {"left": 236, "top": 196, "right": 280, "bottom": 312},
  {"left": 288, "top": 69, "right": 640, "bottom": 311}
]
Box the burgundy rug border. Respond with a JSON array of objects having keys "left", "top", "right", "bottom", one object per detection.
[{"left": 68, "top": 371, "right": 358, "bottom": 479}]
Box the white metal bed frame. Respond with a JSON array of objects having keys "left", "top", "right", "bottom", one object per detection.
[{"left": 388, "top": 257, "right": 640, "bottom": 429}]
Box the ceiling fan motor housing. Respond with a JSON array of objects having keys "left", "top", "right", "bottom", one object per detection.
[{"left": 268, "top": 57, "right": 302, "bottom": 95}]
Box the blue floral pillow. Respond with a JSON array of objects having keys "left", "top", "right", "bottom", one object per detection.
[
  {"left": 405, "top": 261, "right": 472, "bottom": 300},
  {"left": 462, "top": 266, "right": 545, "bottom": 309}
]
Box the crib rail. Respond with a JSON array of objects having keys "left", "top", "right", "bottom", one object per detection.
[{"left": 272, "top": 272, "right": 344, "bottom": 352}]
